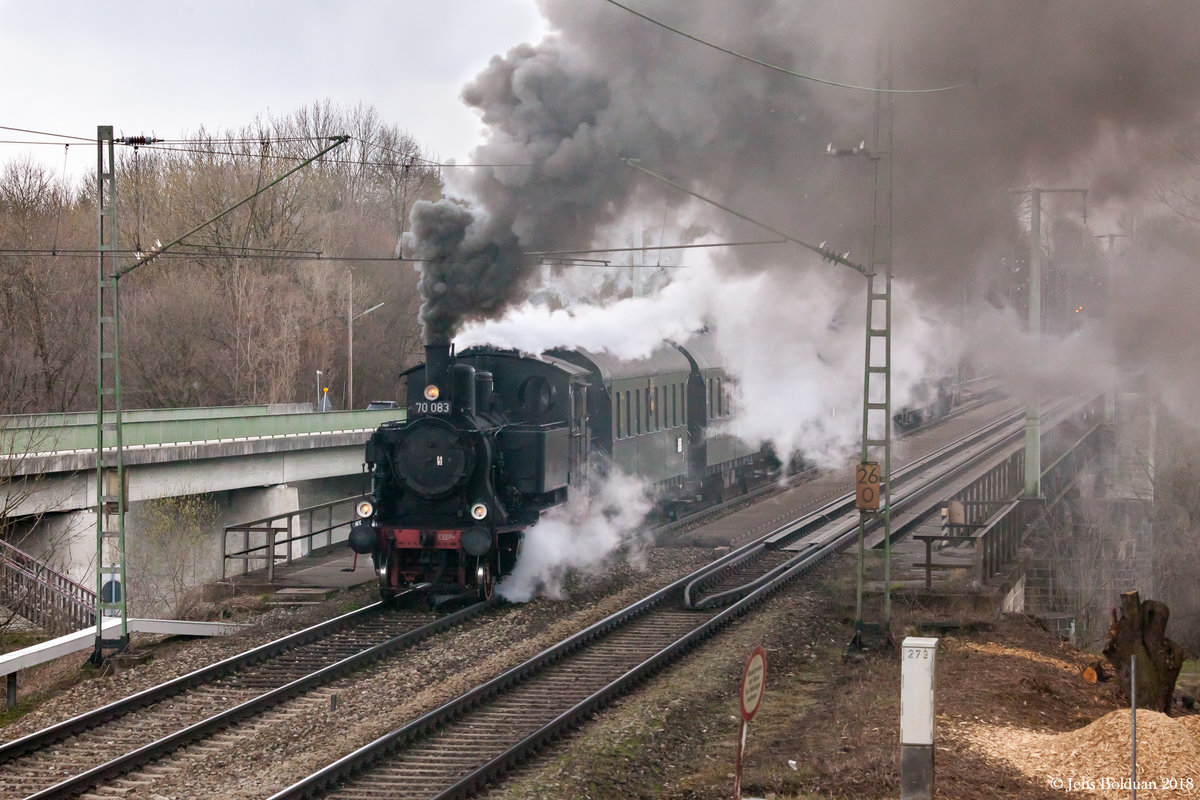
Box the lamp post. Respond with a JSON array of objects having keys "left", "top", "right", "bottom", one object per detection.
[
  {"left": 348, "top": 299, "right": 385, "bottom": 410},
  {"left": 345, "top": 266, "right": 384, "bottom": 410}
]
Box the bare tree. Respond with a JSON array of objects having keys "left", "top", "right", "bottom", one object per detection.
[
  {"left": 0, "top": 157, "right": 93, "bottom": 414},
  {"left": 1033, "top": 476, "right": 1137, "bottom": 648},
  {"left": 125, "top": 493, "right": 219, "bottom": 618},
  {"left": 107, "top": 102, "right": 438, "bottom": 409},
  {"left": 0, "top": 102, "right": 439, "bottom": 414}
]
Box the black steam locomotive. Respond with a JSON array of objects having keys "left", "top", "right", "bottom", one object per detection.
[
  {"left": 892, "top": 375, "right": 956, "bottom": 431},
  {"left": 348, "top": 332, "right": 771, "bottom": 604}
]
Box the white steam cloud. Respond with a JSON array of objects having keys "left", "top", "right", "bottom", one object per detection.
[
  {"left": 497, "top": 469, "right": 653, "bottom": 602},
  {"left": 461, "top": 256, "right": 953, "bottom": 468}
]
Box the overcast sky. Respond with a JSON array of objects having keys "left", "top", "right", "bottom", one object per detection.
[{"left": 0, "top": 0, "right": 547, "bottom": 177}]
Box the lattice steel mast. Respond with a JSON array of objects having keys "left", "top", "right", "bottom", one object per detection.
[
  {"left": 851, "top": 50, "right": 895, "bottom": 650},
  {"left": 94, "top": 125, "right": 128, "bottom": 662}
]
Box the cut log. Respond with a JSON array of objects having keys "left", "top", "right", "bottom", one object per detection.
[
  {"left": 1082, "top": 660, "right": 1107, "bottom": 684},
  {"left": 1101, "top": 591, "right": 1185, "bottom": 713}
]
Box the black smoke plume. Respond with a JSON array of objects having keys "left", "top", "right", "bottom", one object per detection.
[{"left": 406, "top": 1, "right": 1200, "bottom": 346}]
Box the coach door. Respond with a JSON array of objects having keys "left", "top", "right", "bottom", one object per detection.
[{"left": 569, "top": 382, "right": 589, "bottom": 484}]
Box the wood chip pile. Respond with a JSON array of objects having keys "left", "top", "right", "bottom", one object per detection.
[{"left": 961, "top": 710, "right": 1200, "bottom": 798}]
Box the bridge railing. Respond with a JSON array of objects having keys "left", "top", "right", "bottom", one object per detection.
[
  {"left": 0, "top": 539, "right": 95, "bottom": 635},
  {"left": 221, "top": 495, "right": 365, "bottom": 582},
  {"left": 1, "top": 405, "right": 405, "bottom": 456},
  {"left": 915, "top": 409, "right": 1104, "bottom": 589}
]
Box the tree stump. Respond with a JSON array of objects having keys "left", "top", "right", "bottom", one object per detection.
[
  {"left": 1081, "top": 660, "right": 1107, "bottom": 684},
  {"left": 1101, "top": 591, "right": 1185, "bottom": 713}
]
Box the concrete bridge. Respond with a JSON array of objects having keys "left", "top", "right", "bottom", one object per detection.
[{"left": 1, "top": 404, "right": 404, "bottom": 591}]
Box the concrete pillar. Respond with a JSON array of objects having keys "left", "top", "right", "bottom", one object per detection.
[
  {"left": 12, "top": 509, "right": 95, "bottom": 585},
  {"left": 219, "top": 484, "right": 302, "bottom": 563}
]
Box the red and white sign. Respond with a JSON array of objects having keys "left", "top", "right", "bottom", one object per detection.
[
  {"left": 734, "top": 646, "right": 767, "bottom": 800},
  {"left": 740, "top": 646, "right": 767, "bottom": 721}
]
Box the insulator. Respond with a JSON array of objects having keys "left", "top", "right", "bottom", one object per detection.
[{"left": 120, "top": 136, "right": 161, "bottom": 145}]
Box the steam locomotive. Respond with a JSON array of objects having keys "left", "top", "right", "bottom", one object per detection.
[
  {"left": 892, "top": 375, "right": 956, "bottom": 431},
  {"left": 347, "top": 332, "right": 772, "bottom": 604}
]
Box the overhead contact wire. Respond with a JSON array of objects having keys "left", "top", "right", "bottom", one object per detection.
[{"left": 602, "top": 0, "right": 967, "bottom": 94}]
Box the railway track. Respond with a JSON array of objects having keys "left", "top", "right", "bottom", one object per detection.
[
  {"left": 267, "top": 396, "right": 1090, "bottom": 800},
  {"left": 681, "top": 399, "right": 1062, "bottom": 609},
  {"left": 683, "top": 395, "right": 1090, "bottom": 609},
  {"left": 0, "top": 599, "right": 486, "bottom": 800},
  {"left": 1, "top": 391, "right": 1061, "bottom": 800},
  {"left": 651, "top": 381, "right": 1007, "bottom": 545},
  {"left": 268, "top": 569, "right": 786, "bottom": 800}
]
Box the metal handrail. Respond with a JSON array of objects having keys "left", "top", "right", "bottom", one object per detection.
[
  {"left": 221, "top": 495, "right": 366, "bottom": 582},
  {"left": 914, "top": 416, "right": 1104, "bottom": 589},
  {"left": 0, "top": 539, "right": 96, "bottom": 635}
]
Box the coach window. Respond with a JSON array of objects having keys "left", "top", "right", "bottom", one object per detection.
[
  {"left": 635, "top": 389, "right": 642, "bottom": 434},
  {"left": 624, "top": 391, "right": 631, "bottom": 438},
  {"left": 717, "top": 378, "right": 723, "bottom": 417},
  {"left": 653, "top": 387, "right": 659, "bottom": 430},
  {"left": 615, "top": 393, "right": 622, "bottom": 438}
]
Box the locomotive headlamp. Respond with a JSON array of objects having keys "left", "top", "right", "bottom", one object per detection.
[
  {"left": 356, "top": 500, "right": 375, "bottom": 519},
  {"left": 470, "top": 502, "right": 488, "bottom": 521},
  {"left": 423, "top": 385, "right": 440, "bottom": 401}
]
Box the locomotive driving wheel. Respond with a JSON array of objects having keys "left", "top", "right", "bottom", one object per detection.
[{"left": 475, "top": 559, "right": 494, "bottom": 602}]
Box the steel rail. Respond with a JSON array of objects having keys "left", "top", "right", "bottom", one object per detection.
[
  {"left": 681, "top": 407, "right": 1028, "bottom": 607},
  {"left": 22, "top": 601, "right": 487, "bottom": 800},
  {"left": 268, "top": 481, "right": 872, "bottom": 800},
  {"left": 10, "top": 386, "right": 1016, "bottom": 799},
  {"left": 650, "top": 384, "right": 1006, "bottom": 544},
  {"left": 683, "top": 397, "right": 1086, "bottom": 609},
  {"left": 0, "top": 601, "right": 393, "bottom": 761},
  {"left": 266, "top": 394, "right": 1026, "bottom": 799}
]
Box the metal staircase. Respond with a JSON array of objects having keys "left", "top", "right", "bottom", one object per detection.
[{"left": 0, "top": 539, "right": 96, "bottom": 636}]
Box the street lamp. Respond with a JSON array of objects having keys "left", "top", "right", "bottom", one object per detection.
[{"left": 346, "top": 264, "right": 385, "bottom": 410}]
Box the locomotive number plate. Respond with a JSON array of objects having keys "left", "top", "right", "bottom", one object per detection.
[{"left": 411, "top": 401, "right": 451, "bottom": 415}]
